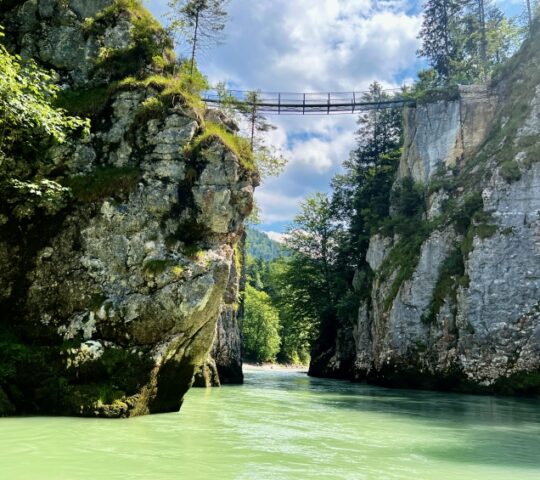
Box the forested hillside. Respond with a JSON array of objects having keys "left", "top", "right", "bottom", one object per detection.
[{"left": 246, "top": 228, "right": 284, "bottom": 261}]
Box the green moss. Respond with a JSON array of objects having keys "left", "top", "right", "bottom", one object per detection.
[
  {"left": 88, "top": 293, "right": 107, "bottom": 310},
  {"left": 142, "top": 259, "right": 176, "bottom": 276},
  {"left": 54, "top": 84, "right": 116, "bottom": 117},
  {"left": 233, "top": 242, "right": 242, "bottom": 274},
  {"left": 413, "top": 84, "right": 460, "bottom": 104},
  {"left": 118, "top": 66, "right": 209, "bottom": 121},
  {"left": 493, "top": 370, "right": 540, "bottom": 396},
  {"left": 133, "top": 96, "right": 168, "bottom": 126},
  {"left": 182, "top": 244, "right": 205, "bottom": 260},
  {"left": 422, "top": 246, "right": 466, "bottom": 324},
  {"left": 187, "top": 121, "right": 255, "bottom": 171},
  {"left": 381, "top": 220, "right": 433, "bottom": 311},
  {"left": 500, "top": 160, "right": 522, "bottom": 182},
  {"left": 64, "top": 166, "right": 141, "bottom": 203},
  {"left": 90, "top": 0, "right": 174, "bottom": 78}
]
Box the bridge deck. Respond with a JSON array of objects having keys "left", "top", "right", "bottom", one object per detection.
[{"left": 201, "top": 89, "right": 414, "bottom": 115}]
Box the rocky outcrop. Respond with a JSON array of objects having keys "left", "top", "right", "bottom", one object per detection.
[
  {"left": 312, "top": 25, "right": 540, "bottom": 395},
  {"left": 399, "top": 85, "right": 498, "bottom": 183},
  {"left": 194, "top": 250, "right": 244, "bottom": 386},
  {"left": 0, "top": 0, "right": 256, "bottom": 416}
]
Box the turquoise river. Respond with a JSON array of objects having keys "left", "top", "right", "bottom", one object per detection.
[{"left": 1, "top": 368, "right": 540, "bottom": 479}]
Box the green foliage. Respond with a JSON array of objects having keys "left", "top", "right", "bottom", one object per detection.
[
  {"left": 187, "top": 121, "right": 254, "bottom": 170},
  {"left": 4, "top": 179, "right": 71, "bottom": 220},
  {"left": 91, "top": 0, "right": 174, "bottom": 78},
  {"left": 332, "top": 83, "right": 403, "bottom": 267},
  {"left": 119, "top": 61, "right": 209, "bottom": 120},
  {"left": 500, "top": 159, "right": 522, "bottom": 182},
  {"left": 242, "top": 284, "right": 281, "bottom": 363},
  {"left": 142, "top": 259, "right": 177, "bottom": 276},
  {"left": 416, "top": 0, "right": 522, "bottom": 86},
  {"left": 410, "top": 77, "right": 460, "bottom": 104},
  {"left": 53, "top": 85, "right": 115, "bottom": 118},
  {"left": 417, "top": 0, "right": 466, "bottom": 80},
  {"left": 133, "top": 96, "right": 168, "bottom": 126},
  {"left": 0, "top": 26, "right": 89, "bottom": 157},
  {"left": 246, "top": 227, "right": 285, "bottom": 262},
  {"left": 422, "top": 245, "right": 466, "bottom": 324},
  {"left": 167, "top": 0, "right": 229, "bottom": 74},
  {"left": 64, "top": 166, "right": 141, "bottom": 203},
  {"left": 451, "top": 192, "right": 484, "bottom": 235}
]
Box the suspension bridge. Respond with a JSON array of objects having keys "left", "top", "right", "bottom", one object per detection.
[{"left": 201, "top": 89, "right": 414, "bottom": 115}]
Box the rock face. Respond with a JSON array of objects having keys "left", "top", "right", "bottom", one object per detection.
[
  {"left": 194, "top": 251, "right": 244, "bottom": 387},
  {"left": 399, "top": 85, "right": 498, "bottom": 183},
  {"left": 311, "top": 27, "right": 540, "bottom": 395},
  {"left": 0, "top": 1, "right": 256, "bottom": 416}
]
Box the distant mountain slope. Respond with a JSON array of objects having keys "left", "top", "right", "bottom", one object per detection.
[{"left": 246, "top": 228, "right": 284, "bottom": 261}]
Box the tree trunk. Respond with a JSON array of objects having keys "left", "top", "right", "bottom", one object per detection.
[
  {"left": 190, "top": 9, "right": 200, "bottom": 75},
  {"left": 250, "top": 102, "right": 257, "bottom": 152},
  {"left": 442, "top": 0, "right": 450, "bottom": 78},
  {"left": 526, "top": 0, "right": 533, "bottom": 33},
  {"left": 237, "top": 230, "right": 247, "bottom": 348},
  {"left": 479, "top": 0, "right": 487, "bottom": 79}
]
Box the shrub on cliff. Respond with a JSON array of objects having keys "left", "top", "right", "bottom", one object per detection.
[{"left": 0, "top": 25, "right": 89, "bottom": 216}]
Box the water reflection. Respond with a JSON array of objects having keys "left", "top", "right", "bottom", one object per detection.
[{"left": 1, "top": 369, "right": 539, "bottom": 480}]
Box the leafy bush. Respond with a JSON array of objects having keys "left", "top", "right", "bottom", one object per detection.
[
  {"left": 500, "top": 160, "right": 522, "bottom": 182},
  {"left": 0, "top": 26, "right": 88, "bottom": 157},
  {"left": 242, "top": 284, "right": 281, "bottom": 363}
]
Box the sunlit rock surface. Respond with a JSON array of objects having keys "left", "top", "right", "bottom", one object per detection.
[
  {"left": 312, "top": 26, "right": 540, "bottom": 394},
  {"left": 0, "top": 0, "right": 256, "bottom": 417}
]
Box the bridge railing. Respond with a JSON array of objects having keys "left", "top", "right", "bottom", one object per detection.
[{"left": 201, "top": 89, "right": 412, "bottom": 115}]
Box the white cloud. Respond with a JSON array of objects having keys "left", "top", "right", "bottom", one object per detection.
[
  {"left": 264, "top": 231, "right": 289, "bottom": 244},
  {"left": 255, "top": 188, "right": 305, "bottom": 225},
  {"left": 144, "top": 0, "right": 423, "bottom": 228}
]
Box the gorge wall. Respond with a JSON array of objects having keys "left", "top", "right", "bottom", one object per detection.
[
  {"left": 194, "top": 249, "right": 243, "bottom": 387},
  {"left": 0, "top": 0, "right": 255, "bottom": 416},
  {"left": 311, "top": 26, "right": 540, "bottom": 395}
]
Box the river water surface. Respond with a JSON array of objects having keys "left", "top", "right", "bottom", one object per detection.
[{"left": 1, "top": 368, "right": 540, "bottom": 479}]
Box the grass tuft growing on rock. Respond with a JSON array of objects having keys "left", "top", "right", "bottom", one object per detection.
[
  {"left": 186, "top": 122, "right": 254, "bottom": 171},
  {"left": 118, "top": 63, "right": 209, "bottom": 120},
  {"left": 89, "top": 0, "right": 175, "bottom": 78}
]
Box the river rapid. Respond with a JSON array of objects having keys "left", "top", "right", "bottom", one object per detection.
[{"left": 1, "top": 368, "right": 539, "bottom": 479}]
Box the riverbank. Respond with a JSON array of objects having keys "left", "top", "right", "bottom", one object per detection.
[{"left": 243, "top": 363, "right": 308, "bottom": 373}]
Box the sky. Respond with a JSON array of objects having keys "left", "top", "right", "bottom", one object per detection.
[{"left": 143, "top": 0, "right": 524, "bottom": 236}]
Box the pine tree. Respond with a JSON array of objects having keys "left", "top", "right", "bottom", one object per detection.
[
  {"left": 460, "top": 2, "right": 520, "bottom": 80},
  {"left": 417, "top": 0, "right": 466, "bottom": 80},
  {"left": 167, "top": 0, "right": 229, "bottom": 75},
  {"left": 332, "top": 82, "right": 402, "bottom": 266},
  {"left": 235, "top": 91, "right": 287, "bottom": 333},
  {"left": 525, "top": 0, "right": 538, "bottom": 33}
]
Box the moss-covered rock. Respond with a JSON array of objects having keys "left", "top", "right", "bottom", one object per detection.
[{"left": 0, "top": 0, "right": 257, "bottom": 417}]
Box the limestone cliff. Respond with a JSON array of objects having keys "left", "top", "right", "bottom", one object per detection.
[
  {"left": 193, "top": 249, "right": 243, "bottom": 387},
  {"left": 311, "top": 26, "right": 540, "bottom": 394},
  {"left": 0, "top": 0, "right": 256, "bottom": 416}
]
